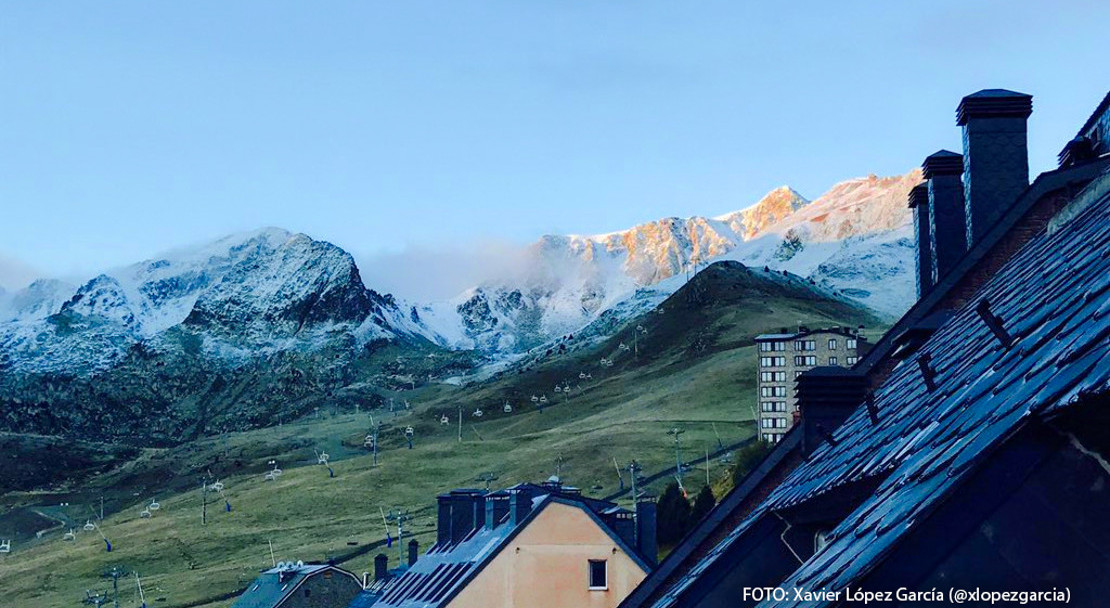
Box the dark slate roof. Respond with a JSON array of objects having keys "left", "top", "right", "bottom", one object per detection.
[
  {"left": 365, "top": 492, "right": 650, "bottom": 608},
  {"left": 651, "top": 171, "right": 1110, "bottom": 608},
  {"left": 233, "top": 564, "right": 358, "bottom": 608},
  {"left": 1071, "top": 90, "right": 1110, "bottom": 141},
  {"left": 754, "top": 327, "right": 863, "bottom": 341}
]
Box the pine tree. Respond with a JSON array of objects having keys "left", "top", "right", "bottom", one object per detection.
[
  {"left": 690, "top": 485, "right": 716, "bottom": 522},
  {"left": 656, "top": 482, "right": 692, "bottom": 546}
]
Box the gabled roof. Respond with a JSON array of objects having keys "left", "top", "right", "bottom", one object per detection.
[
  {"left": 651, "top": 171, "right": 1110, "bottom": 608},
  {"left": 359, "top": 492, "right": 650, "bottom": 608},
  {"left": 233, "top": 564, "right": 359, "bottom": 608}
]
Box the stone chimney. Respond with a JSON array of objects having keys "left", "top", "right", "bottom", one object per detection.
[
  {"left": 956, "top": 89, "right": 1033, "bottom": 245},
  {"left": 407, "top": 539, "right": 419, "bottom": 567},
  {"left": 374, "top": 553, "right": 389, "bottom": 581},
  {"left": 448, "top": 490, "right": 485, "bottom": 544},
  {"left": 435, "top": 495, "right": 452, "bottom": 547},
  {"left": 796, "top": 367, "right": 869, "bottom": 456},
  {"left": 509, "top": 488, "right": 533, "bottom": 526},
  {"left": 907, "top": 182, "right": 932, "bottom": 298},
  {"left": 923, "top": 150, "right": 967, "bottom": 285},
  {"left": 484, "top": 492, "right": 510, "bottom": 529}
]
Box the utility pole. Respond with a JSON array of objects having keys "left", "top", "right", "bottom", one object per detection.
[
  {"left": 667, "top": 428, "right": 685, "bottom": 480},
  {"left": 386, "top": 510, "right": 412, "bottom": 568},
  {"left": 706, "top": 445, "right": 711, "bottom": 486},
  {"left": 201, "top": 477, "right": 210, "bottom": 526},
  {"left": 476, "top": 472, "right": 498, "bottom": 491},
  {"left": 628, "top": 460, "right": 642, "bottom": 543},
  {"left": 372, "top": 421, "right": 380, "bottom": 467},
  {"left": 457, "top": 405, "right": 463, "bottom": 443}
]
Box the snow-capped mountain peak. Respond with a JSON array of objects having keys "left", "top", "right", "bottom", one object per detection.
[{"left": 422, "top": 172, "right": 919, "bottom": 353}]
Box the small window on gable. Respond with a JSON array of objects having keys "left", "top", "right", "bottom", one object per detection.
[{"left": 588, "top": 559, "right": 607, "bottom": 590}]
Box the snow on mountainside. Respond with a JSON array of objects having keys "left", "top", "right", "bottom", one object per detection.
[
  {"left": 0, "top": 170, "right": 921, "bottom": 372},
  {"left": 0, "top": 228, "right": 429, "bottom": 374},
  {"left": 424, "top": 172, "right": 920, "bottom": 353}
]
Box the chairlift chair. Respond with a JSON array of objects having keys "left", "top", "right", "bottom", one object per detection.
[
  {"left": 139, "top": 508, "right": 152, "bottom": 519},
  {"left": 579, "top": 372, "right": 587, "bottom": 379},
  {"left": 554, "top": 385, "right": 562, "bottom": 393},
  {"left": 211, "top": 480, "right": 225, "bottom": 492},
  {"left": 440, "top": 415, "right": 450, "bottom": 425},
  {"left": 63, "top": 529, "right": 76, "bottom": 541},
  {"left": 539, "top": 395, "right": 548, "bottom": 404},
  {"left": 148, "top": 499, "right": 160, "bottom": 511},
  {"left": 530, "top": 395, "right": 539, "bottom": 402},
  {"left": 0, "top": 539, "right": 10, "bottom": 553},
  {"left": 84, "top": 520, "right": 96, "bottom": 531},
  {"left": 472, "top": 408, "right": 484, "bottom": 417},
  {"left": 503, "top": 403, "right": 513, "bottom": 413}
]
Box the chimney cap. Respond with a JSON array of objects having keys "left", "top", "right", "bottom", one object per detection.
[
  {"left": 907, "top": 182, "right": 929, "bottom": 208},
  {"left": 956, "top": 89, "right": 1032, "bottom": 125},
  {"left": 922, "top": 150, "right": 964, "bottom": 178}
]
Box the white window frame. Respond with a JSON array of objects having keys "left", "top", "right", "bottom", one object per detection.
[{"left": 588, "top": 559, "right": 608, "bottom": 591}]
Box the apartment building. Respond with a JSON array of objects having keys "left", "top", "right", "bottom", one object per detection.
[{"left": 753, "top": 326, "right": 868, "bottom": 443}]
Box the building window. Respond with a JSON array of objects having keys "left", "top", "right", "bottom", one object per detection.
[
  {"left": 773, "top": 342, "right": 785, "bottom": 351},
  {"left": 828, "top": 356, "right": 837, "bottom": 366},
  {"left": 588, "top": 559, "right": 607, "bottom": 589},
  {"left": 828, "top": 338, "right": 837, "bottom": 350},
  {"left": 761, "top": 418, "right": 773, "bottom": 428},
  {"left": 847, "top": 338, "right": 858, "bottom": 350},
  {"left": 759, "top": 342, "right": 770, "bottom": 352},
  {"left": 846, "top": 356, "right": 858, "bottom": 365},
  {"left": 774, "top": 386, "right": 786, "bottom": 397},
  {"left": 798, "top": 355, "right": 816, "bottom": 366},
  {"left": 775, "top": 401, "right": 786, "bottom": 412},
  {"left": 806, "top": 340, "right": 816, "bottom": 351}
]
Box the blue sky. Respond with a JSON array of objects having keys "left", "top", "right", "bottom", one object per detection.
[{"left": 1, "top": 1, "right": 1108, "bottom": 295}]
